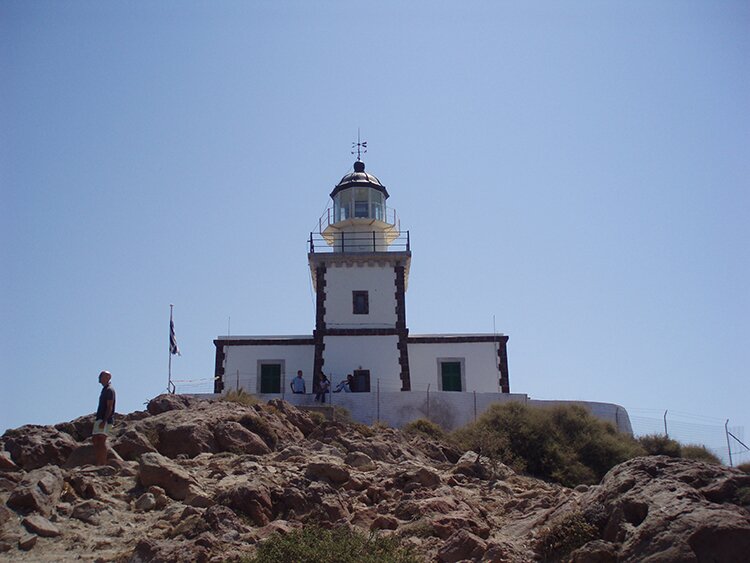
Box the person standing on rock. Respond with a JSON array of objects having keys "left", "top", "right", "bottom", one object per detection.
[
  {"left": 93, "top": 370, "right": 116, "bottom": 465},
  {"left": 290, "top": 370, "right": 306, "bottom": 394}
]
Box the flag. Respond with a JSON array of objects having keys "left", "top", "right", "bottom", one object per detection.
[{"left": 170, "top": 313, "right": 181, "bottom": 356}]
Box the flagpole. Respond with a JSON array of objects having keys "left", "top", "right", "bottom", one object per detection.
[{"left": 168, "top": 304, "right": 173, "bottom": 393}]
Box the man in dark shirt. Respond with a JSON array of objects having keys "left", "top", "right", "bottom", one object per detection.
[{"left": 92, "top": 370, "right": 116, "bottom": 465}]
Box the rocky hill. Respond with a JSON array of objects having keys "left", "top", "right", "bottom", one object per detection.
[{"left": 1, "top": 394, "right": 749, "bottom": 562}]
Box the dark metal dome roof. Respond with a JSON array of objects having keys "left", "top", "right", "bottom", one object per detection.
[{"left": 330, "top": 160, "right": 389, "bottom": 199}]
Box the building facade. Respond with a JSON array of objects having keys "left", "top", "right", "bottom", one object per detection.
[{"left": 214, "top": 158, "right": 510, "bottom": 397}]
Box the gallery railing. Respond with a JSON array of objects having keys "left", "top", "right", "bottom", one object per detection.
[{"left": 309, "top": 230, "right": 410, "bottom": 254}]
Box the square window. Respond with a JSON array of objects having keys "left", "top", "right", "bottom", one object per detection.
[
  {"left": 353, "top": 291, "right": 369, "bottom": 315},
  {"left": 259, "top": 362, "right": 282, "bottom": 393},
  {"left": 440, "top": 361, "right": 462, "bottom": 392}
]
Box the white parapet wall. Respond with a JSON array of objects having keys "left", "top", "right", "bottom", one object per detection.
[{"left": 190, "top": 390, "right": 633, "bottom": 434}]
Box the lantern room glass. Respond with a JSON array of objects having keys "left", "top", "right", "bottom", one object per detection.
[{"left": 333, "top": 188, "right": 385, "bottom": 222}]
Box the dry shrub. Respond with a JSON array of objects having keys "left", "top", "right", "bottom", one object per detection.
[
  {"left": 403, "top": 419, "right": 446, "bottom": 440},
  {"left": 451, "top": 402, "right": 644, "bottom": 487},
  {"left": 537, "top": 511, "right": 598, "bottom": 561},
  {"left": 222, "top": 389, "right": 259, "bottom": 408}
]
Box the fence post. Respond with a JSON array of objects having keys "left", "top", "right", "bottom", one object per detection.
[
  {"left": 427, "top": 384, "right": 431, "bottom": 420},
  {"left": 473, "top": 390, "right": 477, "bottom": 423},
  {"left": 664, "top": 410, "right": 669, "bottom": 438},
  {"left": 377, "top": 379, "right": 381, "bottom": 423},
  {"left": 372, "top": 231, "right": 376, "bottom": 251},
  {"left": 236, "top": 370, "right": 240, "bottom": 393},
  {"left": 726, "top": 420, "right": 734, "bottom": 467}
]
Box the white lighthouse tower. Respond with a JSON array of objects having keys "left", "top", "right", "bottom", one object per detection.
[{"left": 308, "top": 148, "right": 412, "bottom": 393}]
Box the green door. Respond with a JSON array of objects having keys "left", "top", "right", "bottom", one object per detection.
[
  {"left": 441, "top": 361, "right": 462, "bottom": 392},
  {"left": 260, "top": 363, "right": 281, "bottom": 393}
]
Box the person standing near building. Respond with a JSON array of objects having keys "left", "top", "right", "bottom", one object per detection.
[
  {"left": 315, "top": 374, "right": 330, "bottom": 402},
  {"left": 92, "top": 370, "right": 116, "bottom": 465},
  {"left": 290, "top": 370, "right": 306, "bottom": 394}
]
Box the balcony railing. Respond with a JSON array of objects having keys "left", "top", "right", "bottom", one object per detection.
[
  {"left": 309, "top": 230, "right": 410, "bottom": 254},
  {"left": 317, "top": 206, "right": 400, "bottom": 234}
]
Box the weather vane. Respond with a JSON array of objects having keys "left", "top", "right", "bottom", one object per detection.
[{"left": 351, "top": 129, "right": 367, "bottom": 161}]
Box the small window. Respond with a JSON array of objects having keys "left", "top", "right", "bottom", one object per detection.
[
  {"left": 259, "top": 362, "right": 282, "bottom": 393},
  {"left": 440, "top": 361, "right": 462, "bottom": 392},
  {"left": 352, "top": 369, "right": 371, "bottom": 392},
  {"left": 353, "top": 291, "right": 369, "bottom": 314}
]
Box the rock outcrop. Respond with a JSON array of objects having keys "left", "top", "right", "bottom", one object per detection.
[{"left": 1, "top": 394, "right": 748, "bottom": 562}]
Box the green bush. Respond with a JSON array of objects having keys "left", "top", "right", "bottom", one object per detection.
[
  {"left": 451, "top": 402, "right": 644, "bottom": 487},
  {"left": 403, "top": 418, "right": 446, "bottom": 440},
  {"left": 681, "top": 444, "right": 721, "bottom": 464},
  {"left": 537, "top": 511, "right": 598, "bottom": 561},
  {"left": 243, "top": 524, "right": 421, "bottom": 563},
  {"left": 637, "top": 434, "right": 682, "bottom": 457}
]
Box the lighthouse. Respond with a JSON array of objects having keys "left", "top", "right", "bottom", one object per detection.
[
  {"left": 214, "top": 147, "right": 510, "bottom": 403},
  {"left": 308, "top": 154, "right": 412, "bottom": 394}
]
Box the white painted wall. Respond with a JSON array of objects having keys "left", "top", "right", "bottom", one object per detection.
[
  {"left": 324, "top": 264, "right": 397, "bottom": 328},
  {"left": 222, "top": 344, "right": 314, "bottom": 394},
  {"left": 322, "top": 335, "right": 401, "bottom": 388},
  {"left": 195, "top": 391, "right": 634, "bottom": 435},
  {"left": 408, "top": 341, "right": 501, "bottom": 393}
]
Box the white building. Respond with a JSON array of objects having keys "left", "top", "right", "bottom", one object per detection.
[
  {"left": 214, "top": 157, "right": 509, "bottom": 398},
  {"left": 212, "top": 157, "right": 632, "bottom": 434}
]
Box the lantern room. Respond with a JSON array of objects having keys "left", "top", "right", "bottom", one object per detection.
[{"left": 318, "top": 160, "right": 401, "bottom": 252}]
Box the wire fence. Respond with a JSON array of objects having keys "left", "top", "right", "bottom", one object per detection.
[
  {"left": 628, "top": 407, "right": 748, "bottom": 466},
  {"left": 171, "top": 377, "right": 749, "bottom": 466}
]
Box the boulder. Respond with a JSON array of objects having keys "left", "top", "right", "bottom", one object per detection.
[
  {"left": 134, "top": 493, "right": 157, "bottom": 512},
  {"left": 71, "top": 499, "right": 108, "bottom": 525},
  {"left": 202, "top": 505, "right": 248, "bottom": 536},
  {"left": 112, "top": 429, "right": 158, "bottom": 460},
  {"left": 408, "top": 466, "right": 442, "bottom": 488},
  {"left": 433, "top": 513, "right": 490, "bottom": 540},
  {"left": 2, "top": 425, "right": 79, "bottom": 470},
  {"left": 437, "top": 529, "right": 487, "bottom": 562},
  {"left": 0, "top": 450, "right": 18, "bottom": 471},
  {"left": 18, "top": 533, "right": 37, "bottom": 551},
  {"left": 67, "top": 473, "right": 103, "bottom": 500},
  {"left": 215, "top": 478, "right": 273, "bottom": 526},
  {"left": 157, "top": 422, "right": 218, "bottom": 459},
  {"left": 578, "top": 456, "right": 750, "bottom": 562},
  {"left": 305, "top": 457, "right": 351, "bottom": 484},
  {"left": 138, "top": 452, "right": 198, "bottom": 500},
  {"left": 6, "top": 467, "right": 64, "bottom": 516},
  {"left": 345, "top": 451, "right": 376, "bottom": 471},
  {"left": 64, "top": 443, "right": 123, "bottom": 468},
  {"left": 266, "top": 399, "right": 317, "bottom": 436},
  {"left": 54, "top": 414, "right": 96, "bottom": 441},
  {"left": 214, "top": 421, "right": 271, "bottom": 455},
  {"left": 22, "top": 514, "right": 61, "bottom": 537},
  {"left": 146, "top": 394, "right": 194, "bottom": 415}
]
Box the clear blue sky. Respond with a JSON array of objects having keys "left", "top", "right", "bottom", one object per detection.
[{"left": 2, "top": 2, "right": 748, "bottom": 462}]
